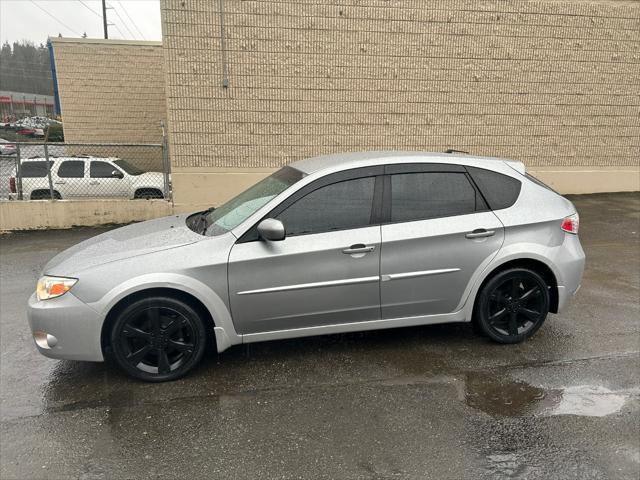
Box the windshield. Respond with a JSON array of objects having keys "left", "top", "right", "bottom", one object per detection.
[
  {"left": 204, "top": 166, "right": 304, "bottom": 236},
  {"left": 114, "top": 159, "right": 146, "bottom": 175}
]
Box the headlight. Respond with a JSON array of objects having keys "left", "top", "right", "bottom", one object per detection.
[{"left": 36, "top": 276, "right": 78, "bottom": 301}]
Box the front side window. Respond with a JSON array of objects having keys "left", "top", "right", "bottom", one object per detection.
[
  {"left": 57, "top": 160, "right": 84, "bottom": 178},
  {"left": 277, "top": 176, "right": 375, "bottom": 236},
  {"left": 90, "top": 161, "right": 119, "bottom": 178},
  {"left": 390, "top": 172, "right": 483, "bottom": 222},
  {"left": 204, "top": 166, "right": 304, "bottom": 236}
]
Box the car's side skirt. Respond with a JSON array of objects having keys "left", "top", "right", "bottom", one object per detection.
[{"left": 240, "top": 309, "right": 468, "bottom": 344}]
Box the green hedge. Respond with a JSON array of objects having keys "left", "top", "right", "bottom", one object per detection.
[{"left": 46, "top": 123, "right": 64, "bottom": 142}]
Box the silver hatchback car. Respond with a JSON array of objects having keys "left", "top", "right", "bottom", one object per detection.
[{"left": 28, "top": 151, "right": 585, "bottom": 381}]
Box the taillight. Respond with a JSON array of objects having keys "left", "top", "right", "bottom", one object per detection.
[
  {"left": 9, "top": 176, "right": 16, "bottom": 193},
  {"left": 561, "top": 213, "right": 579, "bottom": 234}
]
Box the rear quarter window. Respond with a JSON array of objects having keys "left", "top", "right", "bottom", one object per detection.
[
  {"left": 467, "top": 166, "right": 522, "bottom": 210},
  {"left": 20, "top": 161, "right": 54, "bottom": 177}
]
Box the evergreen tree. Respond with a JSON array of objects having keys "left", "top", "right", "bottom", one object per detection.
[{"left": 0, "top": 40, "right": 54, "bottom": 95}]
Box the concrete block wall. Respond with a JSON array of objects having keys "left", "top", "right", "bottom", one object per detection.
[
  {"left": 161, "top": 0, "right": 639, "bottom": 209},
  {"left": 50, "top": 38, "right": 167, "bottom": 144}
]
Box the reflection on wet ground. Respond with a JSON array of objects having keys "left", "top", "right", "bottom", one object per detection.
[
  {"left": 464, "top": 372, "right": 559, "bottom": 417},
  {"left": 36, "top": 342, "right": 639, "bottom": 421}
]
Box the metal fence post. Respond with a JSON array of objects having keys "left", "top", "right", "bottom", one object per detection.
[
  {"left": 43, "top": 143, "right": 55, "bottom": 200},
  {"left": 161, "top": 121, "right": 171, "bottom": 201},
  {"left": 15, "top": 143, "right": 23, "bottom": 200}
]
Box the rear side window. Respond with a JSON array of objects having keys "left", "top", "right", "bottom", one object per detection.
[
  {"left": 390, "top": 172, "right": 485, "bottom": 222},
  {"left": 57, "top": 160, "right": 84, "bottom": 178},
  {"left": 467, "top": 167, "right": 522, "bottom": 210},
  {"left": 20, "top": 161, "right": 53, "bottom": 177},
  {"left": 90, "top": 161, "right": 117, "bottom": 178},
  {"left": 277, "top": 176, "right": 375, "bottom": 236}
]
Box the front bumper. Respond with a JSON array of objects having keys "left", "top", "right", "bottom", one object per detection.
[{"left": 27, "top": 292, "right": 105, "bottom": 362}]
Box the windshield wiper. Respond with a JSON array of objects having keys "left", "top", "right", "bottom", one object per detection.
[{"left": 197, "top": 207, "right": 215, "bottom": 234}]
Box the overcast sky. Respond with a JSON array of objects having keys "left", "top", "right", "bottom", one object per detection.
[{"left": 0, "top": 0, "right": 162, "bottom": 45}]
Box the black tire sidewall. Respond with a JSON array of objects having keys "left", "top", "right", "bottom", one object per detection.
[
  {"left": 476, "top": 268, "right": 550, "bottom": 344},
  {"left": 109, "top": 296, "right": 207, "bottom": 382}
]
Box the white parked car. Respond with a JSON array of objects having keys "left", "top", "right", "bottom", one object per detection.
[
  {"left": 0, "top": 139, "right": 17, "bottom": 156},
  {"left": 8, "top": 156, "right": 168, "bottom": 200}
]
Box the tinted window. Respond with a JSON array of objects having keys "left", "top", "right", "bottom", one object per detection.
[
  {"left": 467, "top": 167, "right": 522, "bottom": 210},
  {"left": 20, "top": 161, "right": 53, "bottom": 177},
  {"left": 114, "top": 159, "right": 145, "bottom": 176},
  {"left": 57, "top": 160, "right": 84, "bottom": 178},
  {"left": 90, "top": 161, "right": 118, "bottom": 178},
  {"left": 390, "top": 172, "right": 483, "bottom": 222},
  {"left": 277, "top": 177, "right": 375, "bottom": 236}
]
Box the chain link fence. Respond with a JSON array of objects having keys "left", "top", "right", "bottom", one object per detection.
[{"left": 0, "top": 142, "right": 170, "bottom": 201}]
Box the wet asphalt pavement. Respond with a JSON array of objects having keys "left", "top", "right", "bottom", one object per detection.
[{"left": 1, "top": 192, "right": 639, "bottom": 479}]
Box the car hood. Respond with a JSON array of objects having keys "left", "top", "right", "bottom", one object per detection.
[
  {"left": 132, "top": 172, "right": 164, "bottom": 184},
  {"left": 44, "top": 214, "right": 203, "bottom": 275}
]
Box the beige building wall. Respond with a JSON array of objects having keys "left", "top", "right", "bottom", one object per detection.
[
  {"left": 50, "top": 38, "right": 167, "bottom": 144},
  {"left": 161, "top": 0, "right": 639, "bottom": 210}
]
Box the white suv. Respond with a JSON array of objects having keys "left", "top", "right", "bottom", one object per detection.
[{"left": 9, "top": 156, "right": 168, "bottom": 200}]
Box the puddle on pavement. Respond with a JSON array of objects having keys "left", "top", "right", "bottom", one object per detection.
[
  {"left": 551, "top": 385, "right": 630, "bottom": 417},
  {"left": 463, "top": 372, "right": 634, "bottom": 418},
  {"left": 464, "top": 372, "right": 561, "bottom": 417},
  {"left": 485, "top": 453, "right": 531, "bottom": 478}
]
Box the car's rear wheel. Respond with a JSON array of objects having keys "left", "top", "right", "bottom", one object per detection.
[
  {"left": 134, "top": 188, "right": 164, "bottom": 199},
  {"left": 110, "top": 296, "right": 207, "bottom": 382},
  {"left": 30, "top": 190, "right": 61, "bottom": 200},
  {"left": 475, "top": 268, "right": 550, "bottom": 344}
]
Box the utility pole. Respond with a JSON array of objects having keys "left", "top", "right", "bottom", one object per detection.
[{"left": 102, "top": 0, "right": 108, "bottom": 39}]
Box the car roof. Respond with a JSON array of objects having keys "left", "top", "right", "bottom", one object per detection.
[
  {"left": 21, "top": 156, "right": 116, "bottom": 161},
  {"left": 288, "top": 151, "right": 525, "bottom": 175}
]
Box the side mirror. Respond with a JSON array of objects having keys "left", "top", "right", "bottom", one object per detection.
[
  {"left": 111, "top": 170, "right": 124, "bottom": 179},
  {"left": 257, "top": 218, "right": 285, "bottom": 241}
]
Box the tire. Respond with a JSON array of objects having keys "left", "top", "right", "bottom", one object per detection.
[
  {"left": 134, "top": 188, "right": 163, "bottom": 199},
  {"left": 30, "top": 190, "right": 61, "bottom": 200},
  {"left": 109, "top": 296, "right": 208, "bottom": 382},
  {"left": 474, "top": 268, "right": 550, "bottom": 344}
]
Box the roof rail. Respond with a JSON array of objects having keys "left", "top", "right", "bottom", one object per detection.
[{"left": 445, "top": 149, "right": 469, "bottom": 154}]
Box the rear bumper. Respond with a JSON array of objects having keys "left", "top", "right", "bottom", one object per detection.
[
  {"left": 554, "top": 234, "right": 586, "bottom": 313},
  {"left": 27, "top": 292, "right": 105, "bottom": 362}
]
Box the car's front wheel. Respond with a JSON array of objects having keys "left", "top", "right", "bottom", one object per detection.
[
  {"left": 475, "top": 268, "right": 550, "bottom": 344},
  {"left": 110, "top": 296, "right": 207, "bottom": 382}
]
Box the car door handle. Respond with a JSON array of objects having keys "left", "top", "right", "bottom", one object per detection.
[
  {"left": 465, "top": 229, "right": 495, "bottom": 239},
  {"left": 54, "top": 181, "right": 66, "bottom": 185},
  {"left": 89, "top": 181, "right": 99, "bottom": 185},
  {"left": 342, "top": 244, "right": 375, "bottom": 254}
]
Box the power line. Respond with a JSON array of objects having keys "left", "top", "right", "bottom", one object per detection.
[
  {"left": 29, "top": 0, "right": 83, "bottom": 37},
  {"left": 117, "top": 1, "right": 146, "bottom": 40},
  {"left": 78, "top": 0, "right": 102, "bottom": 18},
  {"left": 109, "top": 3, "right": 137, "bottom": 39},
  {"left": 111, "top": 22, "right": 127, "bottom": 39}
]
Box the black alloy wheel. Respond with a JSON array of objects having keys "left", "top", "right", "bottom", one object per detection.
[
  {"left": 110, "top": 296, "right": 207, "bottom": 382},
  {"left": 475, "top": 268, "right": 550, "bottom": 343}
]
